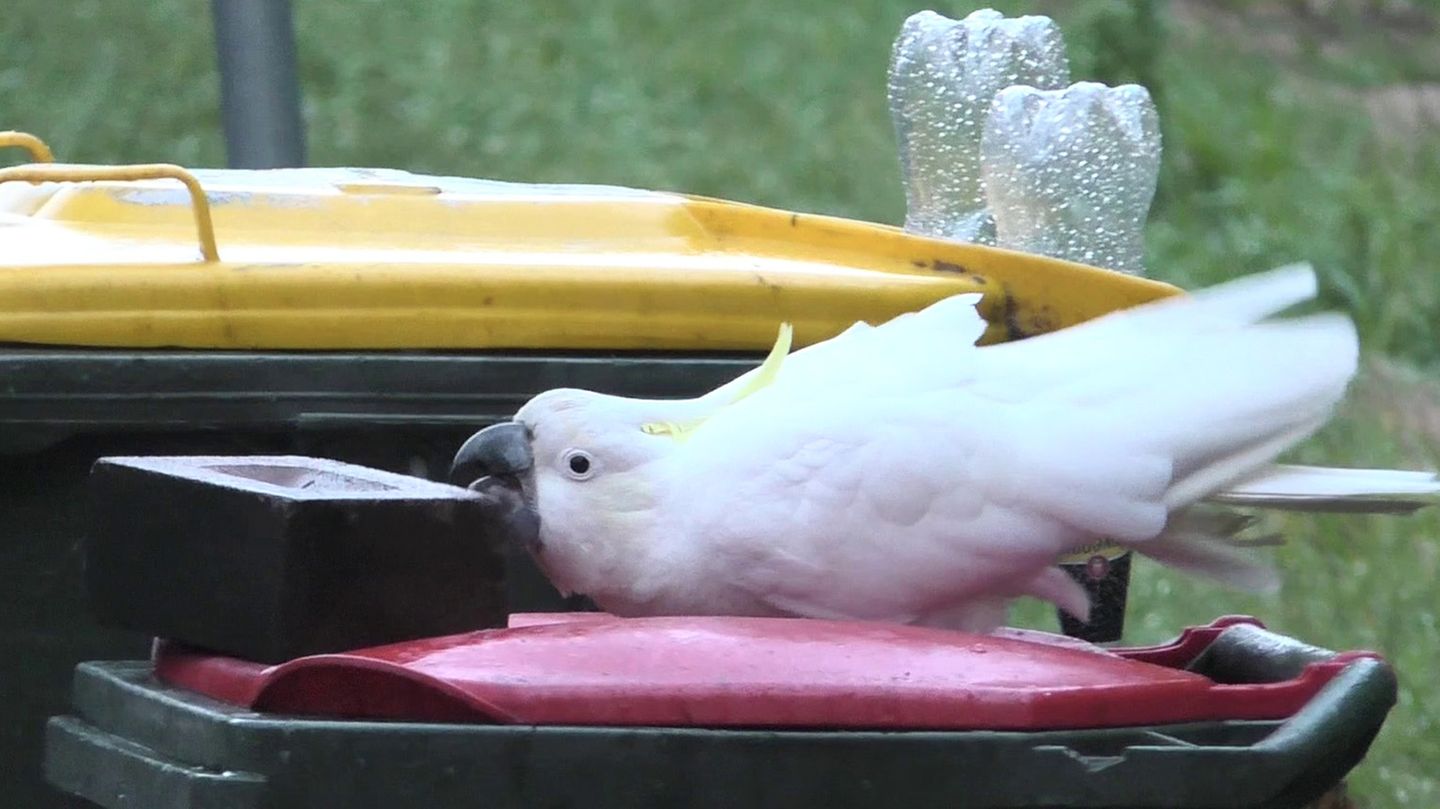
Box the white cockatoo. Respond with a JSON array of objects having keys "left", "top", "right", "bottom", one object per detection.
[{"left": 452, "top": 265, "right": 1440, "bottom": 631}]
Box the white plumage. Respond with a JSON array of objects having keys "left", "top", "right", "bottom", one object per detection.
[{"left": 455, "top": 264, "right": 1440, "bottom": 632}]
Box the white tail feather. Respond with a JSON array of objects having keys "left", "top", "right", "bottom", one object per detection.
[
  {"left": 1212, "top": 463, "right": 1440, "bottom": 514},
  {"left": 1163, "top": 419, "right": 1328, "bottom": 510},
  {"left": 1139, "top": 463, "right": 1440, "bottom": 594},
  {"left": 1142, "top": 507, "right": 1282, "bottom": 593}
]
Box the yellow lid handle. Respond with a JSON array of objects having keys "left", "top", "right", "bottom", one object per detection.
[
  {"left": 0, "top": 131, "right": 56, "bottom": 164},
  {"left": 0, "top": 162, "right": 219, "bottom": 262}
]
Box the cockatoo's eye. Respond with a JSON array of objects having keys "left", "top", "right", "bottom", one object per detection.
[{"left": 562, "top": 449, "right": 596, "bottom": 481}]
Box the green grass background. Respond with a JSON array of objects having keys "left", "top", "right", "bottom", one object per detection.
[{"left": 4, "top": 1, "right": 1438, "bottom": 805}]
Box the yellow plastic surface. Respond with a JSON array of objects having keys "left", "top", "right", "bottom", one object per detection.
[{"left": 0, "top": 150, "right": 1179, "bottom": 351}]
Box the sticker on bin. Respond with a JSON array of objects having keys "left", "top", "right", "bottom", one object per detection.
[{"left": 152, "top": 614, "right": 1381, "bottom": 731}]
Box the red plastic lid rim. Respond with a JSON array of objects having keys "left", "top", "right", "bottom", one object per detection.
[{"left": 152, "top": 614, "right": 1377, "bottom": 731}]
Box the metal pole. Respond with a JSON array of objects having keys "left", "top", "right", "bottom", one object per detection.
[{"left": 211, "top": 0, "right": 307, "bottom": 168}]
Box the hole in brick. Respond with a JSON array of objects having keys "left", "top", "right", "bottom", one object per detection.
[{"left": 209, "top": 464, "right": 399, "bottom": 492}]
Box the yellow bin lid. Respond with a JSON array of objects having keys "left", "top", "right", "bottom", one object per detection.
[{"left": 0, "top": 134, "right": 1177, "bottom": 351}]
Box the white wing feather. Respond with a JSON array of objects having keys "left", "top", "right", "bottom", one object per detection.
[
  {"left": 698, "top": 292, "right": 989, "bottom": 406},
  {"left": 668, "top": 265, "right": 1383, "bottom": 625}
]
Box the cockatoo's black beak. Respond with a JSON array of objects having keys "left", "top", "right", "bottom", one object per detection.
[
  {"left": 452, "top": 421, "right": 541, "bottom": 553},
  {"left": 451, "top": 421, "right": 533, "bottom": 485}
]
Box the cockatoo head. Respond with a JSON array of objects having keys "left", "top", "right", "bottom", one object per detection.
[
  {"left": 450, "top": 388, "right": 685, "bottom": 600},
  {"left": 451, "top": 324, "right": 795, "bottom": 604}
]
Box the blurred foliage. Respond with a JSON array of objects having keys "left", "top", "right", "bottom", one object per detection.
[{"left": 3, "top": 1, "right": 1439, "bottom": 805}]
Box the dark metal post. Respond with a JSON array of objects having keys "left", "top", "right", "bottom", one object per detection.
[{"left": 211, "top": 0, "right": 307, "bottom": 168}]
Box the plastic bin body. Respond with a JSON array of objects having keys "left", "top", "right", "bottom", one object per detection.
[
  {"left": 0, "top": 152, "right": 1181, "bottom": 806},
  {"left": 42, "top": 617, "right": 1396, "bottom": 809}
]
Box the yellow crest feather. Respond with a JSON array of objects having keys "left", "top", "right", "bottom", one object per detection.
[
  {"left": 728, "top": 322, "right": 793, "bottom": 404},
  {"left": 642, "top": 322, "right": 792, "bottom": 442}
]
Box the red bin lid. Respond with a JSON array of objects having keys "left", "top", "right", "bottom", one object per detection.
[{"left": 153, "top": 613, "right": 1362, "bottom": 730}]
